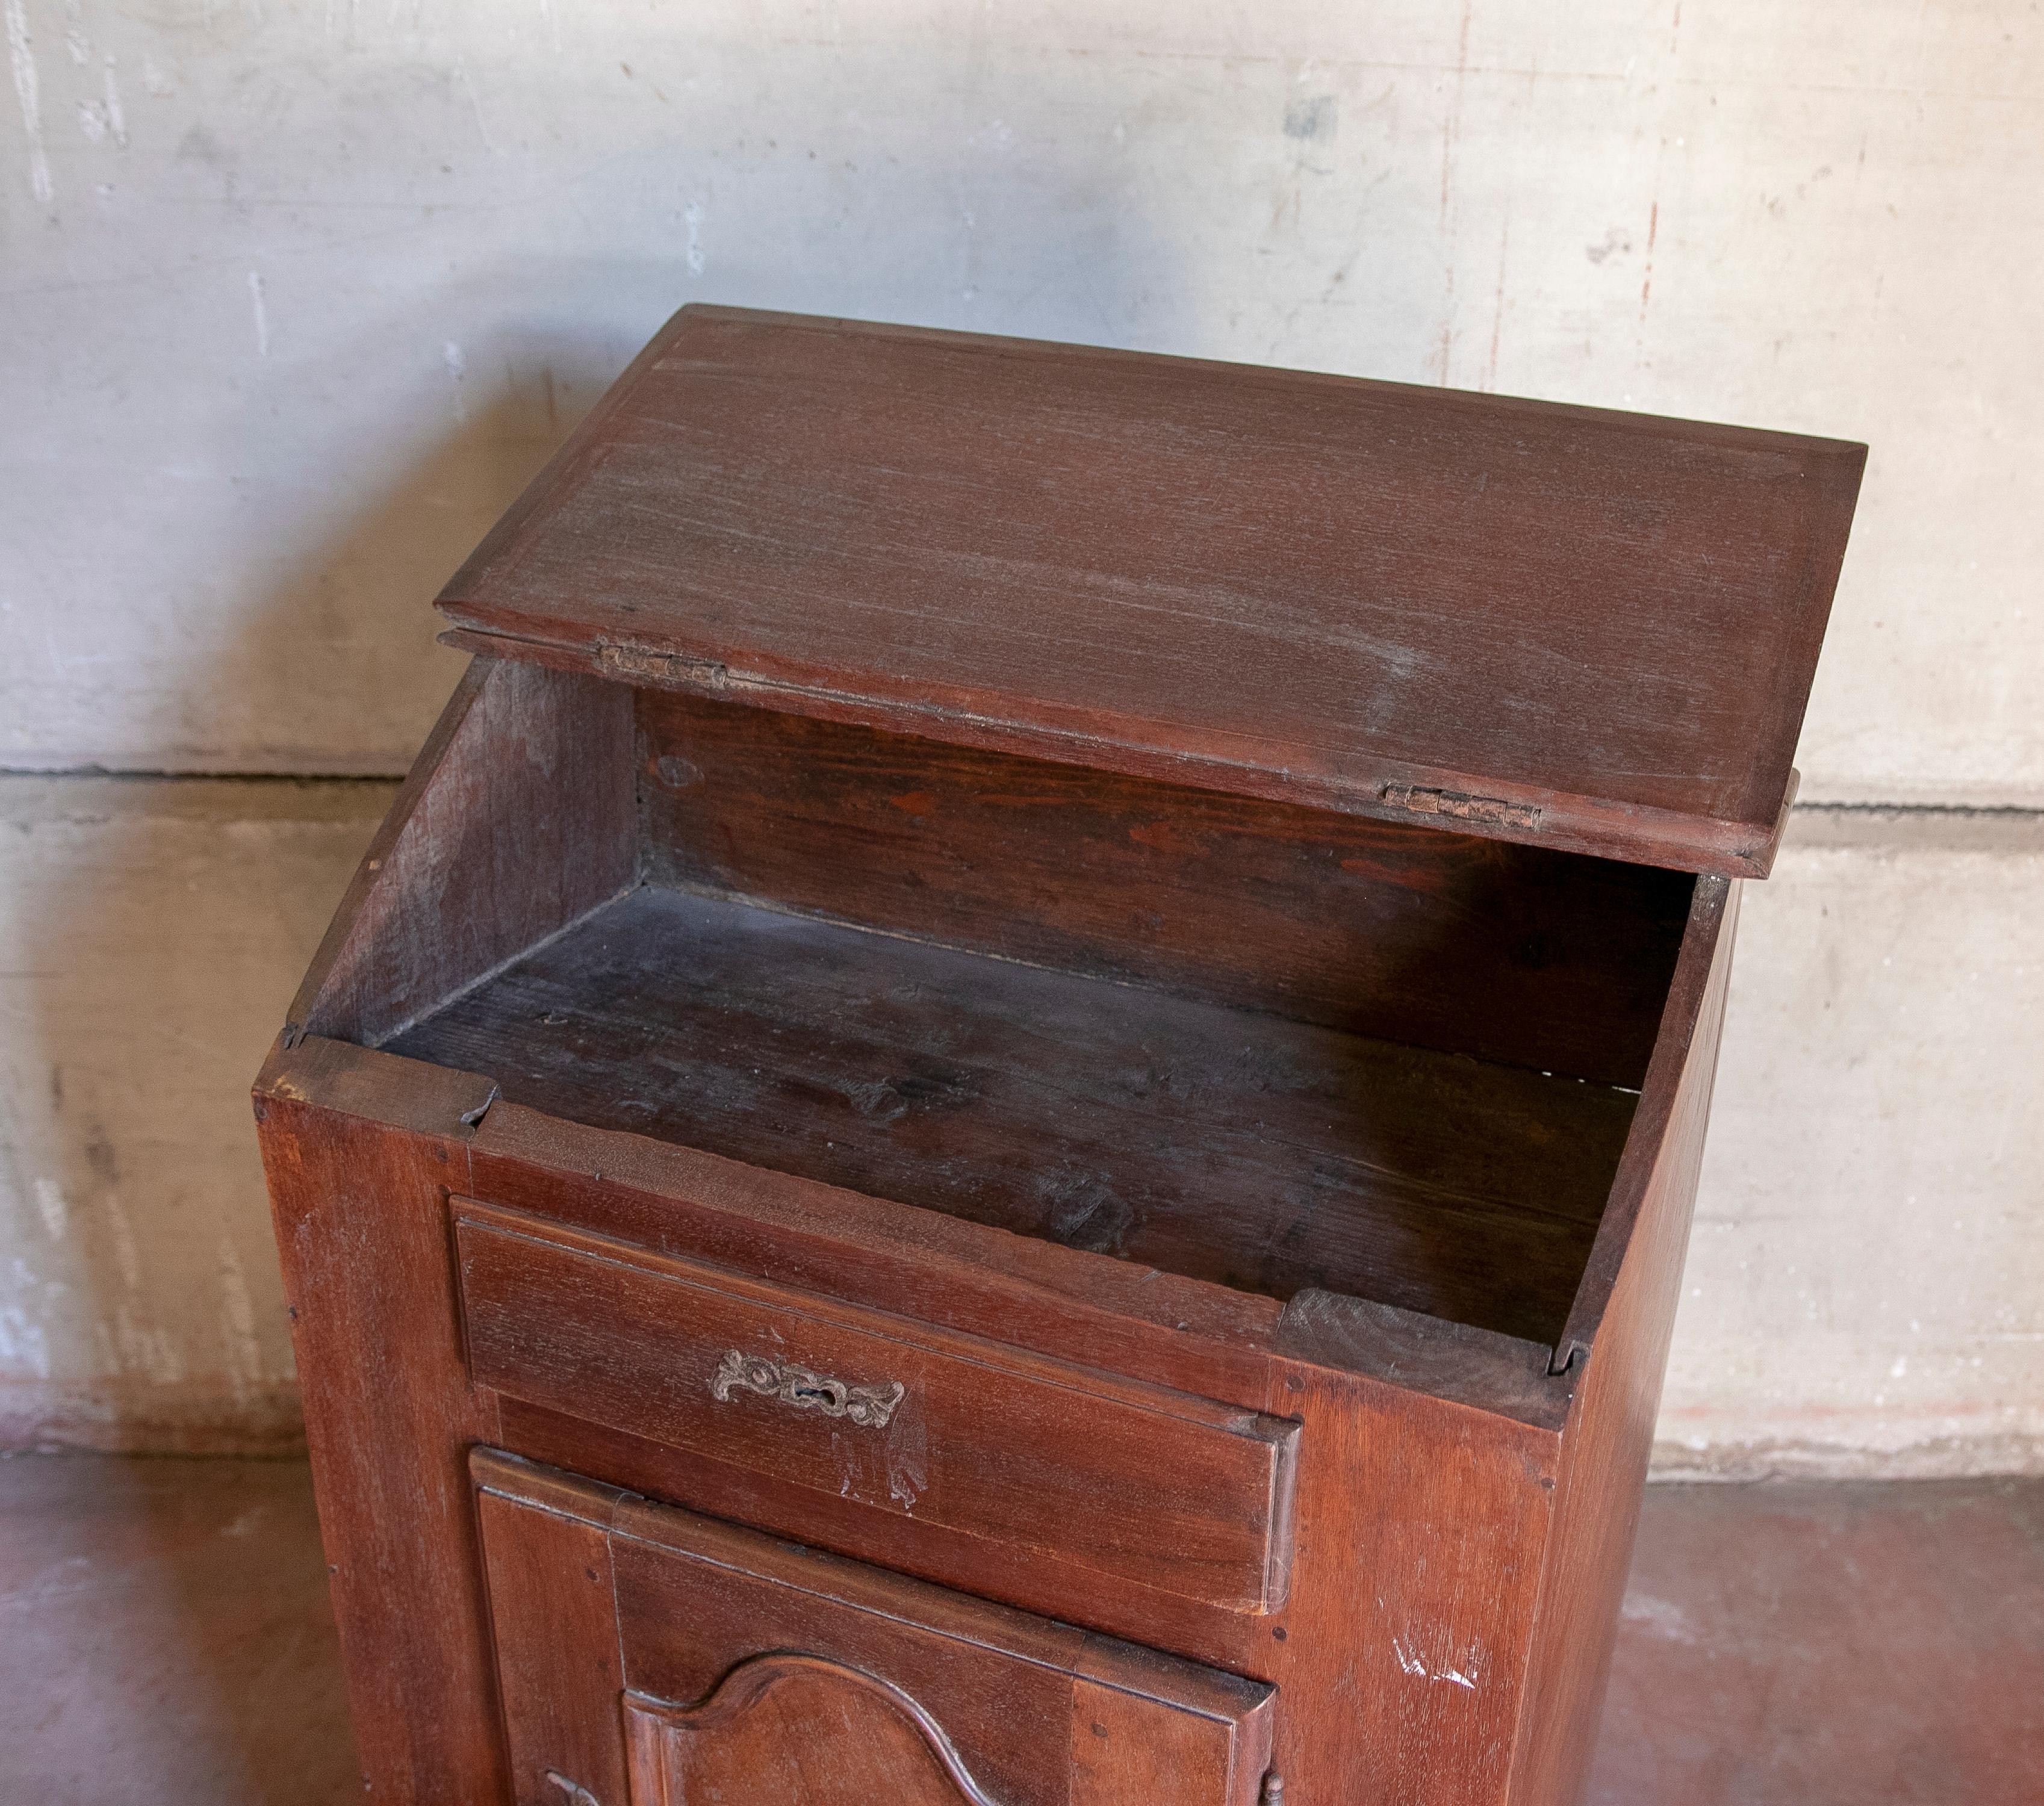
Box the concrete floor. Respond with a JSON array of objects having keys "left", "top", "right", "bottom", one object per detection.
[{"left": 2, "top": 1457, "right": 2038, "bottom": 1805}]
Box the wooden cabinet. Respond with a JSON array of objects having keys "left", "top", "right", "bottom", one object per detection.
[
  {"left": 455, "top": 1199, "right": 1299, "bottom": 1619},
  {"left": 474, "top": 1448, "right": 1276, "bottom": 1806},
  {"left": 254, "top": 306, "right": 1863, "bottom": 1805}
]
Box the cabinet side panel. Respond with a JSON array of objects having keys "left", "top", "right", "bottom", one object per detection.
[
  {"left": 1509, "top": 880, "right": 1740, "bottom": 1806},
  {"left": 1257, "top": 1367, "right": 1560, "bottom": 1806},
  {"left": 254, "top": 1046, "right": 505, "bottom": 1804},
  {"left": 296, "top": 657, "right": 636, "bottom": 1046}
]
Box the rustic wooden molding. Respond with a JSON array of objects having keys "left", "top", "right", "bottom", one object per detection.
[{"left": 624, "top": 1657, "right": 1003, "bottom": 1806}]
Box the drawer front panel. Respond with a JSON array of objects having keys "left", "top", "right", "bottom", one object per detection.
[
  {"left": 454, "top": 1199, "right": 1296, "bottom": 1615},
  {"left": 474, "top": 1447, "right": 1278, "bottom": 1806}
]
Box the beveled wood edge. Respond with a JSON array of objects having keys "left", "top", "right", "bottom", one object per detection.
[
  {"left": 623, "top": 1659, "right": 1006, "bottom": 1806},
  {"left": 471, "top": 1447, "right": 1276, "bottom": 1722},
  {"left": 470, "top": 1094, "right": 1573, "bottom": 1429},
  {"left": 282, "top": 656, "right": 494, "bottom": 1040},
  {"left": 258, "top": 1034, "right": 1576, "bottom": 1434},
  {"left": 437, "top": 622, "right": 1784, "bottom": 880},
  {"left": 1552, "top": 874, "right": 1738, "bottom": 1371},
  {"left": 1273, "top": 1291, "right": 1570, "bottom": 1434},
  {"left": 1261, "top": 1425, "right": 1299, "bottom": 1615},
  {"left": 436, "top": 304, "right": 704, "bottom": 616},
  {"left": 253, "top": 1031, "right": 500, "bottom": 1141},
  {"left": 1726, "top": 766, "right": 1798, "bottom": 880},
  {"left": 642, "top": 306, "right": 1867, "bottom": 458},
  {"left": 458, "top": 1196, "right": 1297, "bottom": 1617},
  {"left": 470, "top": 1094, "right": 1284, "bottom": 1358},
  {"left": 450, "top": 1194, "right": 1296, "bottom": 1448},
  {"left": 473, "top": 1442, "right": 632, "bottom": 1527}
]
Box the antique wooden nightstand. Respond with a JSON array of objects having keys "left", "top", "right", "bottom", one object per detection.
[{"left": 255, "top": 305, "right": 1862, "bottom": 1806}]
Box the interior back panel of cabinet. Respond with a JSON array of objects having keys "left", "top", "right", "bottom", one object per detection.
[
  {"left": 385, "top": 885, "right": 1638, "bottom": 1344},
  {"left": 633, "top": 691, "right": 1694, "bottom": 1090}
]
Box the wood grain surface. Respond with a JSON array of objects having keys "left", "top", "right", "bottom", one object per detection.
[
  {"left": 252, "top": 1038, "right": 506, "bottom": 1804},
  {"left": 290, "top": 656, "right": 636, "bottom": 1048},
  {"left": 474, "top": 1448, "right": 1278, "bottom": 1806},
  {"left": 636, "top": 688, "right": 1692, "bottom": 1088},
  {"left": 453, "top": 1199, "right": 1297, "bottom": 1616},
  {"left": 1513, "top": 878, "right": 1740, "bottom": 1806},
  {"left": 258, "top": 299, "right": 1815, "bottom": 1801},
  {"left": 438, "top": 305, "right": 1864, "bottom": 875},
  {"left": 390, "top": 884, "right": 1640, "bottom": 1344}
]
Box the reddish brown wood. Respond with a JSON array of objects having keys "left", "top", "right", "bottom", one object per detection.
[
  {"left": 259, "top": 306, "right": 1854, "bottom": 1806},
  {"left": 1248, "top": 1361, "right": 1564, "bottom": 1806},
  {"left": 393, "top": 884, "right": 1639, "bottom": 1344},
  {"left": 1273, "top": 1288, "right": 1569, "bottom": 1432},
  {"left": 261, "top": 867, "right": 1733, "bottom": 1805},
  {"left": 252, "top": 1036, "right": 505, "bottom": 1804},
  {"left": 452, "top": 1198, "right": 1297, "bottom": 1616},
  {"left": 474, "top": 1468, "right": 630, "bottom": 1806},
  {"left": 635, "top": 688, "right": 1691, "bottom": 1088},
  {"left": 468, "top": 1097, "right": 1288, "bottom": 1398},
  {"left": 290, "top": 656, "right": 636, "bottom": 1047},
  {"left": 1552, "top": 878, "right": 1737, "bottom": 1368},
  {"left": 473, "top": 1448, "right": 1278, "bottom": 1806},
  {"left": 487, "top": 1398, "right": 1263, "bottom": 1669},
  {"left": 438, "top": 305, "right": 1862, "bottom": 876},
  {"left": 625, "top": 1659, "right": 1010, "bottom": 1806},
  {"left": 1511, "top": 878, "right": 1741, "bottom": 1805}
]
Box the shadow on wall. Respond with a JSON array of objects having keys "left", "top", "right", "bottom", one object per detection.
[
  {"left": 3, "top": 74, "right": 1205, "bottom": 1457},
  {"left": 0, "top": 370, "right": 594, "bottom": 1460}
]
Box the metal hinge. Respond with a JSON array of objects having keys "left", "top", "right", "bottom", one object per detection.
[
  {"left": 1381, "top": 783, "right": 1542, "bottom": 831},
  {"left": 597, "top": 641, "right": 730, "bottom": 688}
]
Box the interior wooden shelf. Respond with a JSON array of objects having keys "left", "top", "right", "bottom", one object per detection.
[{"left": 386, "top": 885, "right": 1639, "bottom": 1345}]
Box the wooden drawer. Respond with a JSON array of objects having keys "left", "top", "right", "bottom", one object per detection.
[
  {"left": 453, "top": 1198, "right": 1299, "bottom": 1617},
  {"left": 474, "top": 1448, "right": 1279, "bottom": 1806}
]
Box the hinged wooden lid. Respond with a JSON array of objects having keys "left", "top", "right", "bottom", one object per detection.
[{"left": 438, "top": 305, "right": 1863, "bottom": 876}]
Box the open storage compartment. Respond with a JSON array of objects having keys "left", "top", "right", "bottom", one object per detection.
[
  {"left": 380, "top": 685, "right": 1695, "bottom": 1352},
  {"left": 259, "top": 304, "right": 1863, "bottom": 1806}
]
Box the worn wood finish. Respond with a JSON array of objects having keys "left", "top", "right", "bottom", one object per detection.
[
  {"left": 440, "top": 305, "right": 1863, "bottom": 875},
  {"left": 1512, "top": 879, "right": 1740, "bottom": 1805},
  {"left": 1250, "top": 1361, "right": 1563, "bottom": 1806},
  {"left": 260, "top": 882, "right": 1731, "bottom": 1805},
  {"left": 624, "top": 1660, "right": 1010, "bottom": 1806},
  {"left": 453, "top": 1198, "right": 1298, "bottom": 1616},
  {"left": 468, "top": 1099, "right": 1288, "bottom": 1404},
  {"left": 486, "top": 1397, "right": 1264, "bottom": 1669},
  {"left": 637, "top": 688, "right": 1692, "bottom": 1087},
  {"left": 291, "top": 656, "right": 636, "bottom": 1047},
  {"left": 473, "top": 1468, "right": 630, "bottom": 1806},
  {"left": 464, "top": 1100, "right": 1584, "bottom": 1433},
  {"left": 1552, "top": 878, "right": 1736, "bottom": 1371},
  {"left": 252, "top": 1036, "right": 505, "bottom": 1804},
  {"left": 473, "top": 1449, "right": 1278, "bottom": 1806},
  {"left": 260, "top": 306, "right": 1855, "bottom": 1806},
  {"left": 393, "top": 884, "right": 1639, "bottom": 1343}
]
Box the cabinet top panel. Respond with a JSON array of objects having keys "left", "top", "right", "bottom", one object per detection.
[{"left": 437, "top": 306, "right": 1863, "bottom": 876}]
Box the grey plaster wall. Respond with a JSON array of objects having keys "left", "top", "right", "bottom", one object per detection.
[{"left": 2, "top": 1, "right": 2036, "bottom": 1467}]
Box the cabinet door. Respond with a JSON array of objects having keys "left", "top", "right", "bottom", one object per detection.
[{"left": 473, "top": 1448, "right": 1277, "bottom": 1806}]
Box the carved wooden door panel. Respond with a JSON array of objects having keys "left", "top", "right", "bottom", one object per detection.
[
  {"left": 473, "top": 1448, "right": 1277, "bottom": 1806},
  {"left": 623, "top": 1657, "right": 1004, "bottom": 1804}
]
